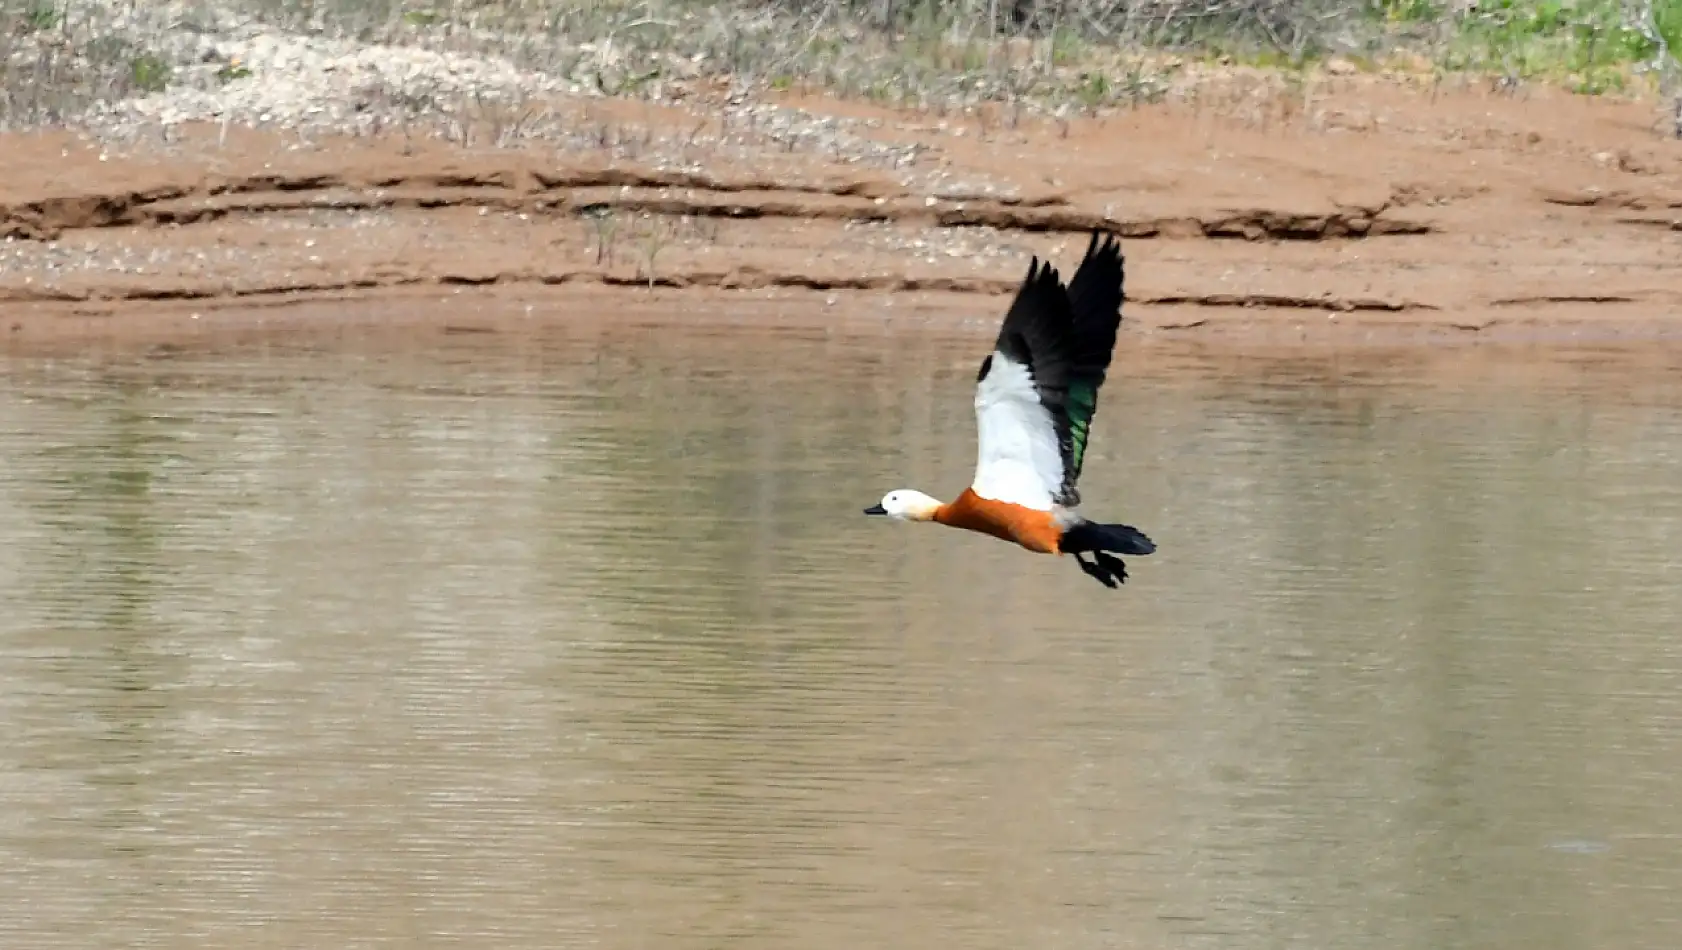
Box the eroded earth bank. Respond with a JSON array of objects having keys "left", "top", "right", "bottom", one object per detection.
[{"left": 4, "top": 74, "right": 1682, "bottom": 353}]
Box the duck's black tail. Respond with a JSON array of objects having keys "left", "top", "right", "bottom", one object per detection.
[
  {"left": 1061, "top": 520, "right": 1156, "bottom": 557},
  {"left": 1061, "top": 519, "right": 1155, "bottom": 589}
]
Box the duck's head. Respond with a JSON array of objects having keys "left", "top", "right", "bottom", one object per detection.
[{"left": 863, "top": 489, "right": 942, "bottom": 522}]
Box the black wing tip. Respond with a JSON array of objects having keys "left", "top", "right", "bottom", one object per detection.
[
  {"left": 1072, "top": 228, "right": 1127, "bottom": 322},
  {"left": 1082, "top": 228, "right": 1125, "bottom": 268},
  {"left": 1019, "top": 234, "right": 1123, "bottom": 296},
  {"left": 1022, "top": 254, "right": 1062, "bottom": 289},
  {"left": 1007, "top": 254, "right": 1067, "bottom": 315}
]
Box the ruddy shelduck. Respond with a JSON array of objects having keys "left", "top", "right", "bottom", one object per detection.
[{"left": 864, "top": 229, "right": 1156, "bottom": 588}]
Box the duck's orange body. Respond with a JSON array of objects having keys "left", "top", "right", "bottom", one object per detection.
[{"left": 934, "top": 489, "right": 1064, "bottom": 555}]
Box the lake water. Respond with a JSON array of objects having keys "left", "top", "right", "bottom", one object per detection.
[{"left": 2, "top": 308, "right": 1681, "bottom": 950}]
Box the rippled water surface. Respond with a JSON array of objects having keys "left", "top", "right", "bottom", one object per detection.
[{"left": 3, "top": 313, "right": 1682, "bottom": 950}]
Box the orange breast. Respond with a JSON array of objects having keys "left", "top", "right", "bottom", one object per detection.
[{"left": 933, "top": 489, "right": 1064, "bottom": 555}]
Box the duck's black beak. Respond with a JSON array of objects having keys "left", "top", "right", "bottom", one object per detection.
[{"left": 863, "top": 504, "right": 887, "bottom": 516}]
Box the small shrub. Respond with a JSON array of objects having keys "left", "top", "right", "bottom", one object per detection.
[
  {"left": 19, "top": 1, "right": 58, "bottom": 32},
  {"left": 216, "top": 60, "right": 254, "bottom": 83},
  {"left": 129, "top": 52, "right": 171, "bottom": 93}
]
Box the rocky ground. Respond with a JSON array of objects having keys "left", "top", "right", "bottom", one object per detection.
[{"left": 2, "top": 3, "right": 1682, "bottom": 352}]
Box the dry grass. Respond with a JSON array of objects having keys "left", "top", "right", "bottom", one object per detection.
[{"left": 2, "top": 0, "right": 1680, "bottom": 133}]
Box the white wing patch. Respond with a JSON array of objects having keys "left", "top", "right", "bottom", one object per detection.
[{"left": 970, "top": 351, "right": 1065, "bottom": 511}]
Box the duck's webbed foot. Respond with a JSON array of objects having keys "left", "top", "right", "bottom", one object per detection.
[{"left": 1074, "top": 551, "right": 1127, "bottom": 588}]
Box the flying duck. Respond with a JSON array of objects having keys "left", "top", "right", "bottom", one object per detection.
[{"left": 863, "top": 229, "right": 1156, "bottom": 588}]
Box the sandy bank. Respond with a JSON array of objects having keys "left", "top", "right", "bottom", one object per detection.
[{"left": 3, "top": 73, "right": 1681, "bottom": 353}]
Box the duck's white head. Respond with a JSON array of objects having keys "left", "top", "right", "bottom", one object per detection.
[{"left": 863, "top": 489, "right": 942, "bottom": 523}]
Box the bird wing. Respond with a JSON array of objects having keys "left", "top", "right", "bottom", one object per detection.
[
  {"left": 1057, "top": 230, "right": 1126, "bottom": 502},
  {"left": 970, "top": 231, "right": 1126, "bottom": 511}
]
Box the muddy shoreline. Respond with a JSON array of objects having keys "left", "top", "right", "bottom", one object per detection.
[{"left": 4, "top": 78, "right": 1681, "bottom": 357}]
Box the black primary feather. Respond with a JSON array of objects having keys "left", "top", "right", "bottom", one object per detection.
[
  {"left": 1058, "top": 231, "right": 1126, "bottom": 501},
  {"left": 988, "top": 254, "right": 1076, "bottom": 391},
  {"left": 977, "top": 230, "right": 1127, "bottom": 507}
]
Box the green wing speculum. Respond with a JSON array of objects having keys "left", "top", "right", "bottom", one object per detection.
[
  {"left": 1064, "top": 379, "right": 1100, "bottom": 491},
  {"left": 1053, "top": 231, "right": 1126, "bottom": 508}
]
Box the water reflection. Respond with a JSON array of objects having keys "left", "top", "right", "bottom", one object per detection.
[{"left": 0, "top": 320, "right": 1680, "bottom": 949}]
